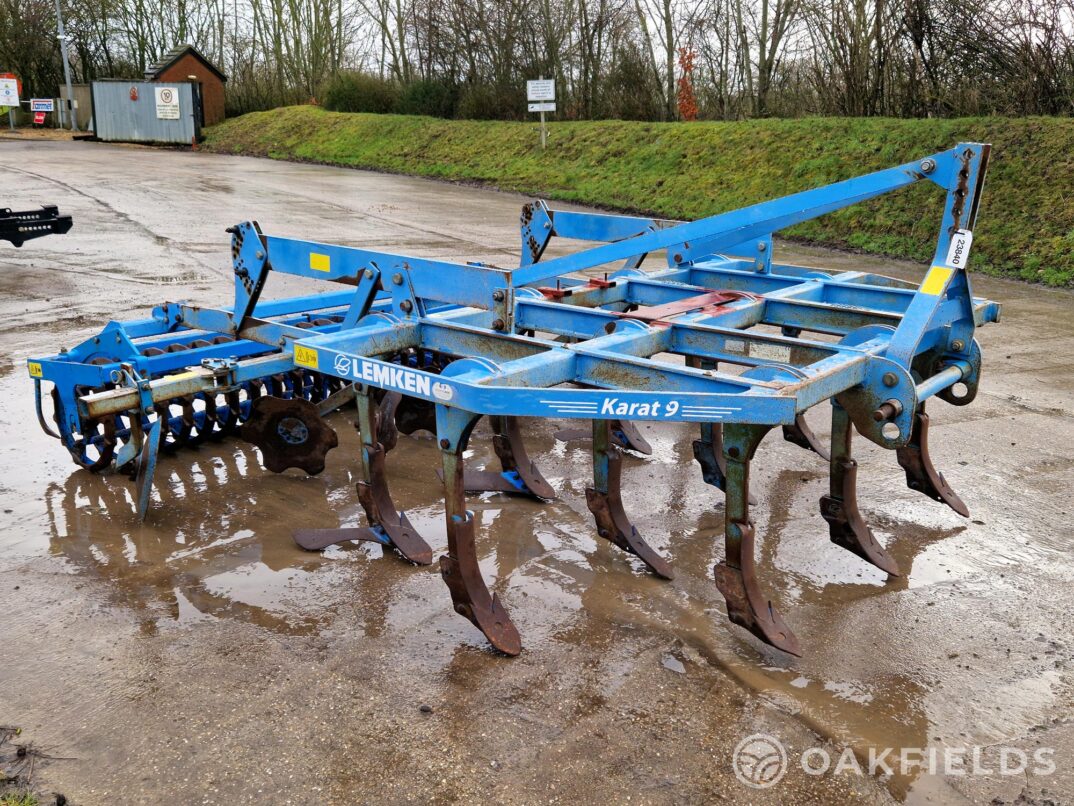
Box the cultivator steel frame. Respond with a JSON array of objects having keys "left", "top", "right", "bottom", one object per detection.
[{"left": 28, "top": 143, "right": 1000, "bottom": 656}]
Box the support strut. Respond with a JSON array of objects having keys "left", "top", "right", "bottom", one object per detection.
[
  {"left": 437, "top": 406, "right": 521, "bottom": 656},
  {"left": 713, "top": 423, "right": 801, "bottom": 655},
  {"left": 293, "top": 389, "right": 432, "bottom": 564},
  {"left": 895, "top": 405, "right": 969, "bottom": 517},
  {"left": 819, "top": 402, "right": 901, "bottom": 575},
  {"left": 586, "top": 419, "right": 673, "bottom": 579}
]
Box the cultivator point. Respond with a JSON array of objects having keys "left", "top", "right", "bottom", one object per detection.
[{"left": 29, "top": 145, "right": 1001, "bottom": 656}]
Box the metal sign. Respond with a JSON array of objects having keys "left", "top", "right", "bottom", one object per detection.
[
  {"left": 31, "top": 98, "right": 54, "bottom": 112},
  {"left": 33, "top": 111, "right": 46, "bottom": 125},
  {"left": 154, "top": 86, "right": 180, "bottom": 120},
  {"left": 0, "top": 77, "right": 19, "bottom": 107},
  {"left": 528, "top": 102, "right": 556, "bottom": 113},
  {"left": 526, "top": 79, "right": 555, "bottom": 101}
]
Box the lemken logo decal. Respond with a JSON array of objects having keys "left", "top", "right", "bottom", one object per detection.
[
  {"left": 333, "top": 354, "right": 352, "bottom": 375},
  {"left": 432, "top": 381, "right": 454, "bottom": 401},
  {"left": 330, "top": 353, "right": 436, "bottom": 397}
]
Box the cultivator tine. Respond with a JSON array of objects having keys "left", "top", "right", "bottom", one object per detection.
[
  {"left": 819, "top": 403, "right": 901, "bottom": 575},
  {"left": 896, "top": 406, "right": 969, "bottom": 517},
  {"left": 133, "top": 417, "right": 162, "bottom": 522},
  {"left": 353, "top": 443, "right": 432, "bottom": 563},
  {"left": 393, "top": 394, "right": 438, "bottom": 437},
  {"left": 376, "top": 391, "right": 401, "bottom": 451},
  {"left": 293, "top": 391, "right": 432, "bottom": 564},
  {"left": 586, "top": 420, "right": 673, "bottom": 579},
  {"left": 782, "top": 414, "right": 832, "bottom": 461},
  {"left": 554, "top": 419, "right": 652, "bottom": 454},
  {"left": 457, "top": 416, "right": 556, "bottom": 499},
  {"left": 692, "top": 422, "right": 758, "bottom": 505},
  {"left": 713, "top": 424, "right": 801, "bottom": 656},
  {"left": 438, "top": 412, "right": 522, "bottom": 655}
]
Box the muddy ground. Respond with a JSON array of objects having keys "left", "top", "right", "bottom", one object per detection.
[{"left": 0, "top": 138, "right": 1071, "bottom": 805}]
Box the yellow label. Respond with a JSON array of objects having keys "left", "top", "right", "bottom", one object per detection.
[
  {"left": 294, "top": 345, "right": 319, "bottom": 369},
  {"left": 309, "top": 252, "right": 331, "bottom": 272},
  {"left": 169, "top": 370, "right": 199, "bottom": 382},
  {"left": 920, "top": 265, "right": 954, "bottom": 296},
  {"left": 27, "top": 361, "right": 43, "bottom": 378}
]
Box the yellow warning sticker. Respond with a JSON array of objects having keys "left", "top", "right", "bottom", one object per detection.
[
  {"left": 295, "top": 345, "right": 319, "bottom": 369},
  {"left": 309, "top": 252, "right": 331, "bottom": 272},
  {"left": 169, "top": 370, "right": 199, "bottom": 382},
  {"left": 27, "top": 361, "right": 43, "bottom": 378},
  {"left": 920, "top": 265, "right": 953, "bottom": 296}
]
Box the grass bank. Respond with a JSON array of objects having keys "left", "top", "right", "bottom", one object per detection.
[{"left": 203, "top": 106, "right": 1074, "bottom": 286}]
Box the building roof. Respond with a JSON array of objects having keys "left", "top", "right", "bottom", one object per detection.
[{"left": 145, "top": 44, "right": 227, "bottom": 83}]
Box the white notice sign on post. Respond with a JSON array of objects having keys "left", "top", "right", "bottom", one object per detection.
[
  {"left": 528, "top": 102, "right": 556, "bottom": 112},
  {"left": 0, "top": 78, "right": 19, "bottom": 108},
  {"left": 155, "top": 86, "right": 180, "bottom": 120},
  {"left": 526, "top": 79, "right": 555, "bottom": 102}
]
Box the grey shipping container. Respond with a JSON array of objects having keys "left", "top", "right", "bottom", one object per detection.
[{"left": 91, "top": 80, "right": 201, "bottom": 144}]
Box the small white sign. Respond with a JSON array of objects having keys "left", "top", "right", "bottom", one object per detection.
[
  {"left": 945, "top": 228, "right": 973, "bottom": 268},
  {"left": 30, "top": 98, "right": 54, "bottom": 112},
  {"left": 0, "top": 78, "right": 19, "bottom": 107},
  {"left": 154, "top": 86, "right": 180, "bottom": 120},
  {"left": 527, "top": 79, "right": 555, "bottom": 102},
  {"left": 528, "top": 102, "right": 556, "bottom": 113}
]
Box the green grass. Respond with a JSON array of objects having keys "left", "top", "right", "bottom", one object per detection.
[
  {"left": 203, "top": 106, "right": 1074, "bottom": 286},
  {"left": 0, "top": 793, "right": 38, "bottom": 806}
]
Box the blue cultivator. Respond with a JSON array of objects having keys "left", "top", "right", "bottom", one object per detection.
[{"left": 28, "top": 144, "right": 1000, "bottom": 656}]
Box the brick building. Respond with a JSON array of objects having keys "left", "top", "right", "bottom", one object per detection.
[{"left": 145, "top": 44, "right": 227, "bottom": 127}]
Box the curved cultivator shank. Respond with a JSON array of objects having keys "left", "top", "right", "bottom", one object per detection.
[{"left": 30, "top": 144, "right": 999, "bottom": 657}]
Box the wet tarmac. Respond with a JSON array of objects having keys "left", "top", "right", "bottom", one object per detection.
[{"left": 1, "top": 139, "right": 1072, "bottom": 805}]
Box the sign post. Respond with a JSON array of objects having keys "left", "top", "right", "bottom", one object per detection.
[
  {"left": 526, "top": 78, "right": 555, "bottom": 149},
  {"left": 53, "top": 0, "right": 77, "bottom": 130}
]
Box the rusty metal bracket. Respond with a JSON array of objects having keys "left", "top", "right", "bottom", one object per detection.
[
  {"left": 714, "top": 519, "right": 801, "bottom": 656},
  {"left": 586, "top": 421, "right": 673, "bottom": 579},
  {"left": 555, "top": 418, "right": 653, "bottom": 455},
  {"left": 438, "top": 412, "right": 522, "bottom": 655},
  {"left": 819, "top": 403, "right": 901, "bottom": 575},
  {"left": 782, "top": 413, "right": 832, "bottom": 461},
  {"left": 294, "top": 441, "right": 433, "bottom": 564},
  {"left": 293, "top": 390, "right": 432, "bottom": 563},
  {"left": 452, "top": 416, "right": 556, "bottom": 499},
  {"left": 896, "top": 406, "right": 969, "bottom": 517},
  {"left": 712, "top": 423, "right": 801, "bottom": 655}
]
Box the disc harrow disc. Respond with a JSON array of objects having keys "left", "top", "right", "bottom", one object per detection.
[{"left": 240, "top": 395, "right": 339, "bottom": 475}]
